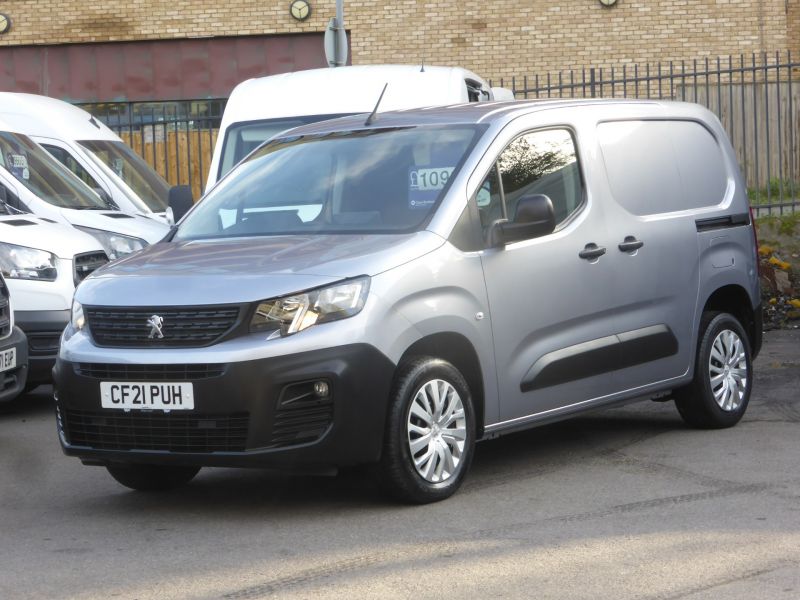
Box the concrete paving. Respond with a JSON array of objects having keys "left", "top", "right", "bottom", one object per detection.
[{"left": 1, "top": 330, "right": 798, "bottom": 599}]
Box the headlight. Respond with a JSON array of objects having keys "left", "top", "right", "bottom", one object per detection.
[
  {"left": 250, "top": 277, "right": 370, "bottom": 337},
  {"left": 71, "top": 299, "right": 86, "bottom": 331},
  {"left": 74, "top": 226, "right": 147, "bottom": 260},
  {"left": 0, "top": 242, "right": 58, "bottom": 281}
]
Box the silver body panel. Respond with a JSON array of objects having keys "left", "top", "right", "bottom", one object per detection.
[{"left": 63, "top": 98, "right": 759, "bottom": 441}]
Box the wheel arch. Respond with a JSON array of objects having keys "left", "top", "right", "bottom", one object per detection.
[
  {"left": 700, "top": 284, "right": 760, "bottom": 357},
  {"left": 398, "top": 332, "right": 486, "bottom": 439}
]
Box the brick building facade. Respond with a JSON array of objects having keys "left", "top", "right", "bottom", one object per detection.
[{"left": 0, "top": 0, "right": 797, "bottom": 89}]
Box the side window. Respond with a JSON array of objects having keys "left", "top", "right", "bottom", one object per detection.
[
  {"left": 0, "top": 183, "right": 28, "bottom": 214},
  {"left": 474, "top": 128, "right": 584, "bottom": 241},
  {"left": 41, "top": 144, "right": 102, "bottom": 190},
  {"left": 597, "top": 120, "right": 728, "bottom": 216}
]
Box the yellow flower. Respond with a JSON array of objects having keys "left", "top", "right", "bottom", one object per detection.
[
  {"left": 768, "top": 256, "right": 791, "bottom": 270},
  {"left": 758, "top": 245, "right": 773, "bottom": 256},
  {"left": 769, "top": 298, "right": 778, "bottom": 305},
  {"left": 789, "top": 299, "right": 800, "bottom": 309}
]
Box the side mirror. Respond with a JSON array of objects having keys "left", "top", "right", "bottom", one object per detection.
[
  {"left": 490, "top": 194, "right": 555, "bottom": 247},
  {"left": 168, "top": 185, "right": 194, "bottom": 223},
  {"left": 490, "top": 87, "right": 516, "bottom": 101}
]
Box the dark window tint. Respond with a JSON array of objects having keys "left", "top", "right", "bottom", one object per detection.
[
  {"left": 42, "top": 144, "right": 101, "bottom": 190},
  {"left": 598, "top": 120, "right": 728, "bottom": 216}
]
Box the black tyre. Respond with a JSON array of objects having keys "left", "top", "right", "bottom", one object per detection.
[
  {"left": 380, "top": 357, "right": 476, "bottom": 504},
  {"left": 674, "top": 312, "right": 753, "bottom": 429},
  {"left": 106, "top": 464, "right": 201, "bottom": 491}
]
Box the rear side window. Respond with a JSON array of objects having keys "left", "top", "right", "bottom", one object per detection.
[{"left": 598, "top": 120, "right": 728, "bottom": 216}]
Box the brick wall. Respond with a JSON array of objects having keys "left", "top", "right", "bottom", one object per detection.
[{"left": 0, "top": 0, "right": 794, "bottom": 82}]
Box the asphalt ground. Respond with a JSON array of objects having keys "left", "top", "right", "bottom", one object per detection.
[{"left": 1, "top": 329, "right": 798, "bottom": 599}]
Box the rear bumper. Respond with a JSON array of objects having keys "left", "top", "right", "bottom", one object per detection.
[
  {"left": 15, "top": 309, "right": 69, "bottom": 384},
  {"left": 53, "top": 343, "right": 396, "bottom": 469},
  {"left": 0, "top": 326, "right": 28, "bottom": 403}
]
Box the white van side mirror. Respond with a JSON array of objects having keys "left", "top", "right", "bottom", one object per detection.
[{"left": 491, "top": 87, "right": 516, "bottom": 101}]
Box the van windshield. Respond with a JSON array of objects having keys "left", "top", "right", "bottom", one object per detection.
[
  {"left": 79, "top": 140, "right": 170, "bottom": 212},
  {"left": 218, "top": 115, "right": 353, "bottom": 180},
  {"left": 0, "top": 132, "right": 109, "bottom": 210},
  {"left": 175, "top": 125, "right": 483, "bottom": 240}
]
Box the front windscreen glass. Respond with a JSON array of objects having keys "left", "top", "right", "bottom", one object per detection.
[
  {"left": 0, "top": 132, "right": 109, "bottom": 210},
  {"left": 175, "top": 125, "right": 483, "bottom": 240},
  {"left": 79, "top": 140, "right": 170, "bottom": 212},
  {"left": 218, "top": 115, "right": 353, "bottom": 180}
]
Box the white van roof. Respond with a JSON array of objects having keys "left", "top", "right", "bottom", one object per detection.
[
  {"left": 222, "top": 64, "right": 489, "bottom": 126},
  {"left": 0, "top": 92, "right": 119, "bottom": 142}
]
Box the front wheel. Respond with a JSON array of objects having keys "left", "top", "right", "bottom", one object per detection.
[
  {"left": 380, "top": 357, "right": 476, "bottom": 504},
  {"left": 674, "top": 312, "right": 753, "bottom": 429},
  {"left": 106, "top": 464, "right": 201, "bottom": 491}
]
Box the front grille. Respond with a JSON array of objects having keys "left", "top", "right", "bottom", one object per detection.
[
  {"left": 62, "top": 407, "right": 249, "bottom": 453},
  {"left": 73, "top": 251, "right": 109, "bottom": 286},
  {"left": 76, "top": 363, "right": 226, "bottom": 380},
  {"left": 85, "top": 305, "right": 241, "bottom": 348},
  {"left": 26, "top": 331, "right": 61, "bottom": 356},
  {"left": 0, "top": 280, "right": 9, "bottom": 338}
]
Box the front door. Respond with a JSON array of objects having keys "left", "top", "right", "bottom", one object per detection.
[{"left": 479, "top": 127, "right": 622, "bottom": 423}]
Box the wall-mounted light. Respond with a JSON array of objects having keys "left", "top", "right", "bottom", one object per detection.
[
  {"left": 290, "top": 0, "right": 312, "bottom": 21},
  {"left": 0, "top": 14, "right": 12, "bottom": 35},
  {"left": 599, "top": 0, "right": 618, "bottom": 6}
]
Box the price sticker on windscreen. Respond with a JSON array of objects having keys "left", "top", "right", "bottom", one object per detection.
[
  {"left": 7, "top": 154, "right": 30, "bottom": 180},
  {"left": 409, "top": 167, "right": 454, "bottom": 209}
]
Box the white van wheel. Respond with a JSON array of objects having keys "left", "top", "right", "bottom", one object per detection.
[{"left": 381, "top": 357, "right": 475, "bottom": 503}]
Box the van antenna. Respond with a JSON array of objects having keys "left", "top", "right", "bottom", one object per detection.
[{"left": 364, "top": 83, "right": 388, "bottom": 126}]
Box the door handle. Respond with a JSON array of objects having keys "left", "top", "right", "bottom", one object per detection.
[
  {"left": 579, "top": 243, "right": 607, "bottom": 260},
  {"left": 618, "top": 236, "right": 644, "bottom": 252}
]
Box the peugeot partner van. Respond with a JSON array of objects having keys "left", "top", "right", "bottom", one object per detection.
[
  {"left": 55, "top": 99, "right": 761, "bottom": 503},
  {"left": 0, "top": 93, "right": 174, "bottom": 220},
  {"left": 0, "top": 272, "right": 28, "bottom": 402},
  {"left": 0, "top": 120, "right": 169, "bottom": 258},
  {"left": 1, "top": 215, "right": 108, "bottom": 389},
  {"left": 206, "top": 64, "right": 514, "bottom": 189}
]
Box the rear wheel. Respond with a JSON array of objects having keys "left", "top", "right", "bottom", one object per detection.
[
  {"left": 674, "top": 312, "right": 752, "bottom": 429},
  {"left": 380, "top": 357, "right": 475, "bottom": 504},
  {"left": 106, "top": 464, "right": 200, "bottom": 491}
]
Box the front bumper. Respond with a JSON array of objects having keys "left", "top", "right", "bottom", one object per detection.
[
  {"left": 0, "top": 326, "right": 28, "bottom": 403},
  {"left": 53, "top": 343, "right": 396, "bottom": 469},
  {"left": 15, "top": 309, "right": 69, "bottom": 385}
]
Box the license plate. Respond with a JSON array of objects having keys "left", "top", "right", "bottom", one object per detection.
[
  {"left": 100, "top": 382, "right": 194, "bottom": 410},
  {"left": 0, "top": 348, "right": 15, "bottom": 373}
]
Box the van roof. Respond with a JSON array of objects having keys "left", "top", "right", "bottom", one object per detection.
[
  {"left": 222, "top": 64, "right": 489, "bottom": 125},
  {"left": 274, "top": 97, "right": 711, "bottom": 136},
  {"left": 0, "top": 92, "right": 119, "bottom": 142}
]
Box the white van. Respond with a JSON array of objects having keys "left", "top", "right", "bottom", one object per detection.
[
  {"left": 0, "top": 93, "right": 174, "bottom": 220},
  {"left": 0, "top": 118, "right": 168, "bottom": 259},
  {"left": 0, "top": 214, "right": 108, "bottom": 390},
  {"left": 206, "top": 64, "right": 513, "bottom": 189}
]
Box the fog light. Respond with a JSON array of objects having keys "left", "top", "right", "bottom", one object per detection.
[{"left": 313, "top": 381, "right": 330, "bottom": 397}]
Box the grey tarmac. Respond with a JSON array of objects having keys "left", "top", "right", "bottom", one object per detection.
[{"left": 1, "top": 329, "right": 798, "bottom": 600}]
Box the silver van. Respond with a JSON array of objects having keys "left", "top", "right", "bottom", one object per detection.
[{"left": 54, "top": 100, "right": 761, "bottom": 503}]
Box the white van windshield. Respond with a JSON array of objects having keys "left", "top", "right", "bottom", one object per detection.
[
  {"left": 218, "top": 115, "right": 353, "bottom": 180},
  {"left": 175, "top": 125, "right": 483, "bottom": 240},
  {"left": 79, "top": 140, "right": 170, "bottom": 212},
  {"left": 0, "top": 132, "right": 109, "bottom": 210}
]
